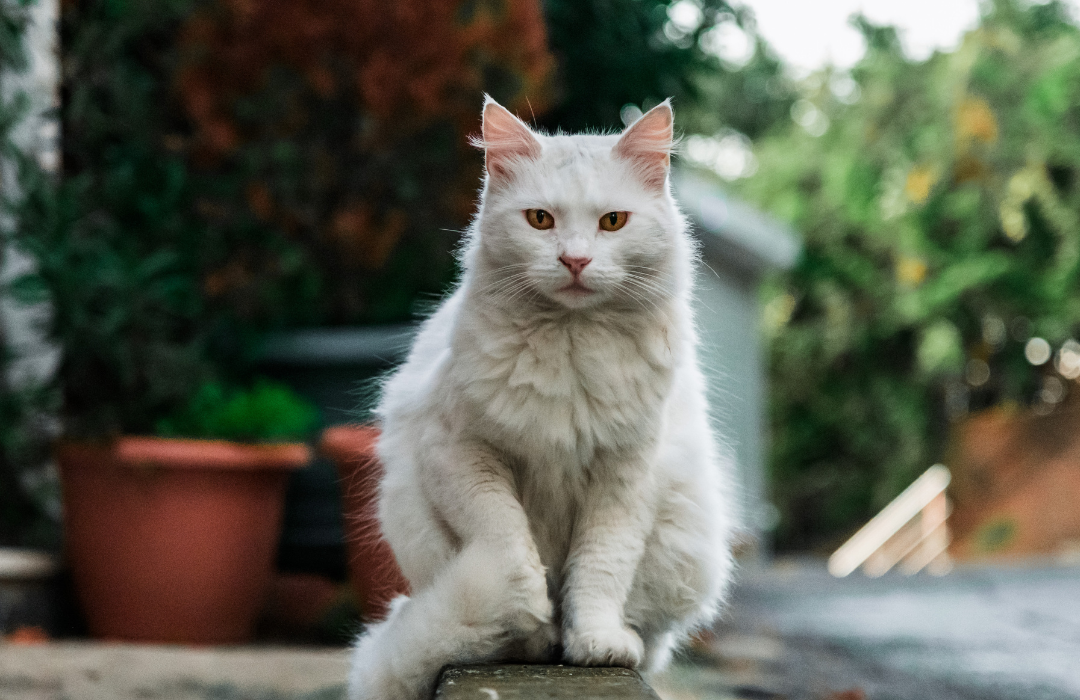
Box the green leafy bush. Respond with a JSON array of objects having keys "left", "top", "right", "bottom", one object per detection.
[
  {"left": 156, "top": 380, "right": 319, "bottom": 443},
  {"left": 0, "top": 0, "right": 61, "bottom": 547},
  {"left": 541, "top": 0, "right": 792, "bottom": 137},
  {"left": 10, "top": 0, "right": 219, "bottom": 438},
  {"left": 740, "top": 0, "right": 1080, "bottom": 550}
]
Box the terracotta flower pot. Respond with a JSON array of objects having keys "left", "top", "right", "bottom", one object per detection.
[
  {"left": 57, "top": 437, "right": 310, "bottom": 644},
  {"left": 319, "top": 425, "right": 409, "bottom": 620}
]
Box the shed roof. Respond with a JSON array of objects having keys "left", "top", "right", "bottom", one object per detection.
[{"left": 674, "top": 169, "right": 801, "bottom": 277}]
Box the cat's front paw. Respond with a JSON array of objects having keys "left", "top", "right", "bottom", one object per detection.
[{"left": 563, "top": 624, "right": 644, "bottom": 668}]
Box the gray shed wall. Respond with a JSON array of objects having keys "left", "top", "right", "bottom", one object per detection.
[{"left": 692, "top": 262, "right": 768, "bottom": 544}]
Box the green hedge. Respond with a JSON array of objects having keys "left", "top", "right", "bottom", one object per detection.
[{"left": 741, "top": 0, "right": 1080, "bottom": 550}]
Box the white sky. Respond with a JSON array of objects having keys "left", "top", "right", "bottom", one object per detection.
[{"left": 738, "top": 0, "right": 1080, "bottom": 73}]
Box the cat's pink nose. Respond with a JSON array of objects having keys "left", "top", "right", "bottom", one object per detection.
[{"left": 559, "top": 256, "right": 592, "bottom": 276}]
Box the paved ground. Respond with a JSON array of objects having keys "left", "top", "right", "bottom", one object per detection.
[
  {"left": 653, "top": 558, "right": 1080, "bottom": 700},
  {"left": 3, "top": 559, "right": 1079, "bottom": 699},
  {"left": 0, "top": 643, "right": 349, "bottom": 700}
]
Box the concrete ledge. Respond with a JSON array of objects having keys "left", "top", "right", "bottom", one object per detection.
[
  {"left": 435, "top": 665, "right": 661, "bottom": 700},
  {"left": 0, "top": 643, "right": 349, "bottom": 700}
]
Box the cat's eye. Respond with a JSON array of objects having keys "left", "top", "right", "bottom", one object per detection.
[
  {"left": 599, "top": 211, "right": 629, "bottom": 231},
  {"left": 525, "top": 209, "right": 555, "bottom": 230}
]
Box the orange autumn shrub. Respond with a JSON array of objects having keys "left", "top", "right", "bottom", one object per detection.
[
  {"left": 178, "top": 0, "right": 553, "bottom": 152},
  {"left": 173, "top": 0, "right": 554, "bottom": 324}
]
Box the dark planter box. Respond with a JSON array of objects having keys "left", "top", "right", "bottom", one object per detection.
[{"left": 257, "top": 326, "right": 416, "bottom": 580}]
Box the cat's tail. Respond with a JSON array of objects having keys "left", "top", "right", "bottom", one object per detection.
[{"left": 346, "top": 546, "right": 553, "bottom": 700}]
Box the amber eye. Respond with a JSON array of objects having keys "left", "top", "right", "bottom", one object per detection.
[
  {"left": 525, "top": 209, "right": 555, "bottom": 230},
  {"left": 599, "top": 211, "right": 629, "bottom": 231}
]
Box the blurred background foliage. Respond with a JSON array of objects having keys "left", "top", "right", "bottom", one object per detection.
[
  {"left": 739, "top": 0, "right": 1080, "bottom": 550},
  {"left": 171, "top": 0, "right": 554, "bottom": 326},
  {"left": 13, "top": 0, "right": 1080, "bottom": 553},
  {"left": 541, "top": 0, "right": 792, "bottom": 137},
  {"left": 9, "top": 0, "right": 790, "bottom": 444},
  {"left": 0, "top": 0, "right": 59, "bottom": 547}
]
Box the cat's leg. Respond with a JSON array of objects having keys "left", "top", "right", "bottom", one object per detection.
[
  {"left": 624, "top": 477, "right": 734, "bottom": 673},
  {"left": 349, "top": 545, "right": 538, "bottom": 700},
  {"left": 348, "top": 436, "right": 555, "bottom": 700},
  {"left": 618, "top": 359, "right": 737, "bottom": 673},
  {"left": 421, "top": 438, "right": 556, "bottom": 646},
  {"left": 561, "top": 453, "right": 656, "bottom": 668}
]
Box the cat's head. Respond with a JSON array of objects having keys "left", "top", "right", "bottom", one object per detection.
[{"left": 470, "top": 97, "right": 687, "bottom": 312}]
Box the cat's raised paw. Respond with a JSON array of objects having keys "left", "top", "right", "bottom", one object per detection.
[
  {"left": 562, "top": 624, "right": 644, "bottom": 668},
  {"left": 516, "top": 619, "right": 561, "bottom": 662},
  {"left": 506, "top": 559, "right": 553, "bottom": 628}
]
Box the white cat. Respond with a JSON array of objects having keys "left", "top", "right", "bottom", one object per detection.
[{"left": 347, "top": 97, "right": 735, "bottom": 700}]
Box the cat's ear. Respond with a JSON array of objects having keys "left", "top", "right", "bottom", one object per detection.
[
  {"left": 475, "top": 96, "right": 542, "bottom": 182},
  {"left": 614, "top": 100, "right": 674, "bottom": 191}
]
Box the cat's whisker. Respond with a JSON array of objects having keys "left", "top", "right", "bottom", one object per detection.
[
  {"left": 473, "top": 263, "right": 531, "bottom": 289},
  {"left": 632, "top": 271, "right": 675, "bottom": 293},
  {"left": 617, "top": 280, "right": 664, "bottom": 316},
  {"left": 618, "top": 274, "right": 674, "bottom": 315},
  {"left": 623, "top": 266, "right": 667, "bottom": 282},
  {"left": 623, "top": 265, "right": 668, "bottom": 283},
  {"left": 621, "top": 273, "right": 670, "bottom": 299},
  {"left": 485, "top": 274, "right": 541, "bottom": 307},
  {"left": 491, "top": 262, "right": 533, "bottom": 274},
  {"left": 480, "top": 278, "right": 527, "bottom": 299},
  {"left": 500, "top": 280, "right": 543, "bottom": 307},
  {"left": 477, "top": 270, "right": 534, "bottom": 297}
]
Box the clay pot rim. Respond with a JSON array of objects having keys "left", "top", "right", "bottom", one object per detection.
[
  {"left": 58, "top": 435, "right": 312, "bottom": 471},
  {"left": 318, "top": 423, "right": 379, "bottom": 458}
]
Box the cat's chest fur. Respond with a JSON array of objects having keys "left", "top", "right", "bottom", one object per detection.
[{"left": 452, "top": 305, "right": 679, "bottom": 465}]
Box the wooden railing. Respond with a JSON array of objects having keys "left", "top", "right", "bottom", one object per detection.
[{"left": 828, "top": 464, "right": 953, "bottom": 578}]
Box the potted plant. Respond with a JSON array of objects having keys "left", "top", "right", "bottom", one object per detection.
[
  {"left": 0, "top": 0, "right": 319, "bottom": 643},
  {"left": 7, "top": 14, "right": 323, "bottom": 636},
  {"left": 56, "top": 380, "right": 317, "bottom": 643}
]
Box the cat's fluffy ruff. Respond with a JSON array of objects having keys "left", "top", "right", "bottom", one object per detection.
[{"left": 347, "top": 98, "right": 735, "bottom": 700}]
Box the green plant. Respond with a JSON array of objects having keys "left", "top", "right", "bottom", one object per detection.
[
  {"left": 740, "top": 0, "right": 1080, "bottom": 550},
  {"left": 156, "top": 380, "right": 319, "bottom": 443},
  {"left": 10, "top": 0, "right": 553, "bottom": 439},
  {"left": 541, "top": 0, "right": 793, "bottom": 137},
  {"left": 0, "top": 374, "right": 57, "bottom": 547},
  {"left": 0, "top": 0, "right": 62, "bottom": 547},
  {"left": 10, "top": 0, "right": 219, "bottom": 438}
]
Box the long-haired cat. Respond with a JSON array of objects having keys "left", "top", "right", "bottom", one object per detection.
[{"left": 347, "top": 97, "right": 735, "bottom": 700}]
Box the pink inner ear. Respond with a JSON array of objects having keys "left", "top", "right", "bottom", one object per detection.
[
  {"left": 481, "top": 99, "right": 541, "bottom": 180},
  {"left": 614, "top": 102, "right": 674, "bottom": 190}
]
